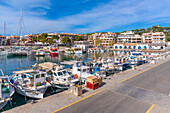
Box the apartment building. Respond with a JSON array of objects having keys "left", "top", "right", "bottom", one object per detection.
[
  {"left": 89, "top": 32, "right": 117, "bottom": 46},
  {"left": 6, "top": 35, "right": 19, "bottom": 45},
  {"left": 0, "top": 35, "right": 6, "bottom": 45},
  {"left": 117, "top": 31, "right": 142, "bottom": 43},
  {"left": 142, "top": 32, "right": 166, "bottom": 44}
]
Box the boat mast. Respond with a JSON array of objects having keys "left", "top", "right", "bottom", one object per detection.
[
  {"left": 4, "top": 22, "right": 6, "bottom": 37},
  {"left": 19, "top": 8, "right": 22, "bottom": 43}
]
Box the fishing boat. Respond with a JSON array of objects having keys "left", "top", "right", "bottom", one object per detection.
[
  {"left": 34, "top": 62, "right": 78, "bottom": 88},
  {"left": 10, "top": 69, "right": 50, "bottom": 99},
  {"left": 50, "top": 48, "right": 58, "bottom": 56},
  {"left": 0, "top": 71, "right": 15, "bottom": 110}
]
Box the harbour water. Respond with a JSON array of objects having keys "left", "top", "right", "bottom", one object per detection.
[{"left": 0, "top": 52, "right": 114, "bottom": 112}]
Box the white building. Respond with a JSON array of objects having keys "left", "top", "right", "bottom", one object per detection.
[
  {"left": 89, "top": 32, "right": 117, "bottom": 46},
  {"left": 142, "top": 32, "right": 166, "bottom": 44},
  {"left": 148, "top": 43, "right": 165, "bottom": 50},
  {"left": 114, "top": 43, "right": 124, "bottom": 49},
  {"left": 114, "top": 43, "right": 149, "bottom": 50},
  {"left": 74, "top": 41, "right": 93, "bottom": 52},
  {"left": 117, "top": 31, "right": 142, "bottom": 43}
]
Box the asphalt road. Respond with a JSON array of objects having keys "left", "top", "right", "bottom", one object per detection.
[
  {"left": 56, "top": 60, "right": 170, "bottom": 113},
  {"left": 123, "top": 60, "right": 170, "bottom": 95},
  {"left": 57, "top": 90, "right": 150, "bottom": 113}
]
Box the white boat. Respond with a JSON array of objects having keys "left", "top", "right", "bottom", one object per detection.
[
  {"left": 36, "top": 49, "right": 45, "bottom": 56},
  {"left": 0, "top": 70, "right": 15, "bottom": 110},
  {"left": 72, "top": 47, "right": 83, "bottom": 54},
  {"left": 0, "top": 49, "right": 8, "bottom": 56},
  {"left": 65, "top": 48, "right": 74, "bottom": 54},
  {"left": 10, "top": 69, "right": 50, "bottom": 99},
  {"left": 71, "top": 61, "right": 93, "bottom": 83}
]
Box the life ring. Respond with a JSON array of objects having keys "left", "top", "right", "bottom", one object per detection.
[{"left": 74, "top": 74, "right": 78, "bottom": 79}]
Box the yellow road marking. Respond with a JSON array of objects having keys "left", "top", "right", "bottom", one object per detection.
[
  {"left": 146, "top": 104, "right": 155, "bottom": 113},
  {"left": 119, "top": 60, "right": 169, "bottom": 83},
  {"left": 52, "top": 88, "right": 106, "bottom": 113}
]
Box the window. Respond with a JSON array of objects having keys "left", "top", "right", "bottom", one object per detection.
[
  {"left": 62, "top": 71, "right": 66, "bottom": 74},
  {"left": 41, "top": 74, "right": 45, "bottom": 77},
  {"left": 36, "top": 75, "right": 40, "bottom": 78},
  {"left": 115, "top": 46, "right": 118, "bottom": 49},
  {"left": 57, "top": 72, "right": 63, "bottom": 76},
  {"left": 138, "top": 46, "right": 141, "bottom": 49},
  {"left": 54, "top": 72, "right": 57, "bottom": 76},
  {"left": 21, "top": 74, "right": 27, "bottom": 78},
  {"left": 119, "top": 46, "right": 122, "bottom": 49}
]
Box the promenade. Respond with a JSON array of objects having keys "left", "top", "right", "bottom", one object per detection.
[{"left": 4, "top": 56, "right": 170, "bottom": 113}]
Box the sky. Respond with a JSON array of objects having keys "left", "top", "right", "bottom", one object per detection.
[{"left": 0, "top": 0, "right": 170, "bottom": 35}]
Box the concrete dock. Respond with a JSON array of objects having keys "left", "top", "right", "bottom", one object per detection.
[{"left": 4, "top": 56, "right": 170, "bottom": 113}]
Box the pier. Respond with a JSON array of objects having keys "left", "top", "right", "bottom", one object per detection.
[{"left": 4, "top": 56, "right": 170, "bottom": 113}]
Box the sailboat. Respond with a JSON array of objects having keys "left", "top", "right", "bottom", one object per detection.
[{"left": 8, "top": 9, "right": 31, "bottom": 57}]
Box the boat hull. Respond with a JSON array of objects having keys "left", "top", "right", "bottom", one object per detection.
[{"left": 15, "top": 87, "right": 46, "bottom": 99}]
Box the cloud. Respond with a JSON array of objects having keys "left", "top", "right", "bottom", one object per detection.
[{"left": 0, "top": 0, "right": 170, "bottom": 35}]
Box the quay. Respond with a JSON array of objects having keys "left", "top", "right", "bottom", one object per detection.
[{"left": 4, "top": 56, "right": 170, "bottom": 113}]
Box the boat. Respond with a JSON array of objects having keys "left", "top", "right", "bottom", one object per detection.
[
  {"left": 0, "top": 47, "right": 8, "bottom": 56},
  {"left": 34, "top": 62, "right": 78, "bottom": 88},
  {"left": 50, "top": 48, "right": 58, "bottom": 57},
  {"left": 36, "top": 49, "right": 45, "bottom": 56},
  {"left": 0, "top": 70, "right": 15, "bottom": 110},
  {"left": 72, "top": 46, "right": 83, "bottom": 54},
  {"left": 10, "top": 69, "right": 51, "bottom": 99},
  {"left": 65, "top": 48, "right": 74, "bottom": 54}
]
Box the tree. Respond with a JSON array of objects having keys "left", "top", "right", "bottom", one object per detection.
[
  {"left": 74, "top": 35, "right": 83, "bottom": 41},
  {"left": 152, "top": 26, "right": 158, "bottom": 32},
  {"left": 47, "top": 35, "right": 59, "bottom": 45},
  {"left": 62, "top": 36, "right": 71, "bottom": 44},
  {"left": 31, "top": 37, "right": 37, "bottom": 42},
  {"left": 22, "top": 38, "right": 27, "bottom": 42},
  {"left": 157, "top": 27, "right": 163, "bottom": 32},
  {"left": 48, "top": 38, "right": 54, "bottom": 45},
  {"left": 140, "top": 28, "right": 145, "bottom": 33},
  {"left": 41, "top": 33, "right": 48, "bottom": 44},
  {"left": 52, "top": 35, "right": 59, "bottom": 40},
  {"left": 166, "top": 36, "right": 170, "bottom": 42},
  {"left": 146, "top": 28, "right": 151, "bottom": 32},
  {"left": 95, "top": 38, "right": 102, "bottom": 46}
]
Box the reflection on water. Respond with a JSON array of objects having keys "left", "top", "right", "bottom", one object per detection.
[{"left": 0, "top": 52, "right": 115, "bottom": 76}]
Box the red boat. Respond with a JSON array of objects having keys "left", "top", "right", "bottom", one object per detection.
[{"left": 50, "top": 48, "right": 58, "bottom": 56}]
